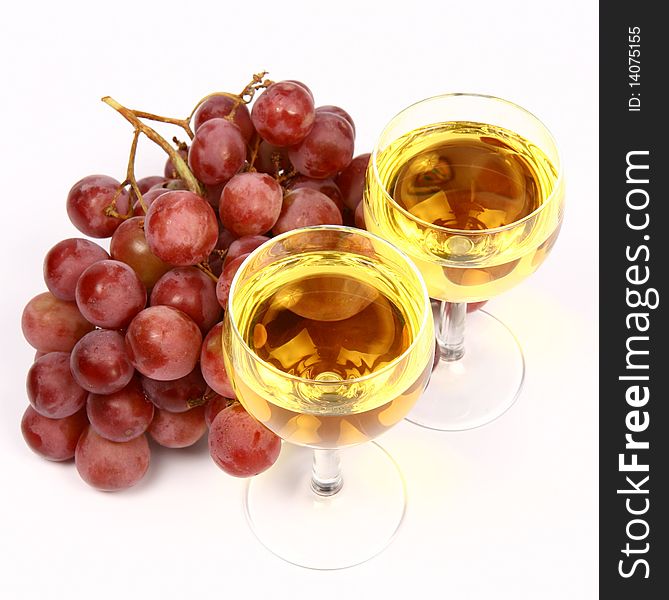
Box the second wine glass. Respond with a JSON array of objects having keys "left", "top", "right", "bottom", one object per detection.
[{"left": 364, "top": 93, "right": 565, "bottom": 431}]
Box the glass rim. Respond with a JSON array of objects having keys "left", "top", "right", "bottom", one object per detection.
[
  {"left": 226, "top": 224, "right": 433, "bottom": 387},
  {"left": 370, "top": 91, "right": 565, "bottom": 236}
]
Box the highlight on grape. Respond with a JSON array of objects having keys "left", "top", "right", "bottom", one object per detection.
[{"left": 20, "top": 72, "right": 372, "bottom": 491}]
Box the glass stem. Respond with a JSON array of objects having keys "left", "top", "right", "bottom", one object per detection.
[
  {"left": 311, "top": 449, "right": 343, "bottom": 496},
  {"left": 436, "top": 301, "right": 466, "bottom": 361}
]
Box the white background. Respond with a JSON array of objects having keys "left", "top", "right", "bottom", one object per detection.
[{"left": 0, "top": 1, "right": 598, "bottom": 598}]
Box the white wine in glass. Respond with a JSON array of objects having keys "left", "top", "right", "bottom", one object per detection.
[
  {"left": 223, "top": 226, "right": 434, "bottom": 569},
  {"left": 365, "top": 94, "right": 565, "bottom": 430}
]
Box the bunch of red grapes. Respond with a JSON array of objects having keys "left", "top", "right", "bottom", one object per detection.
[{"left": 20, "top": 74, "right": 371, "bottom": 491}]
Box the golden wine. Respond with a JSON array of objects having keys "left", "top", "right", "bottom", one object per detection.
[
  {"left": 224, "top": 242, "right": 433, "bottom": 449},
  {"left": 365, "top": 121, "right": 564, "bottom": 302}
]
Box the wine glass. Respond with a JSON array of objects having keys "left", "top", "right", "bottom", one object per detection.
[
  {"left": 223, "top": 225, "right": 434, "bottom": 569},
  {"left": 364, "top": 93, "right": 565, "bottom": 431}
]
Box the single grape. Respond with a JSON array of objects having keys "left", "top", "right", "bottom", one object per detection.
[
  {"left": 272, "top": 188, "right": 342, "bottom": 235},
  {"left": 209, "top": 403, "right": 281, "bottom": 477},
  {"left": 208, "top": 228, "right": 237, "bottom": 277},
  {"left": 316, "top": 105, "right": 356, "bottom": 135},
  {"left": 203, "top": 183, "right": 225, "bottom": 209},
  {"left": 150, "top": 267, "right": 220, "bottom": 332},
  {"left": 27, "top": 352, "right": 87, "bottom": 418},
  {"left": 66, "top": 175, "right": 130, "bottom": 238},
  {"left": 354, "top": 200, "right": 366, "bottom": 229},
  {"left": 136, "top": 176, "right": 166, "bottom": 195},
  {"left": 43, "top": 238, "right": 110, "bottom": 301},
  {"left": 335, "top": 153, "right": 371, "bottom": 211},
  {"left": 224, "top": 235, "right": 268, "bottom": 266},
  {"left": 252, "top": 140, "right": 292, "bottom": 175},
  {"left": 21, "top": 406, "right": 88, "bottom": 461},
  {"left": 22, "top": 292, "right": 94, "bottom": 352},
  {"left": 283, "top": 80, "right": 314, "bottom": 100},
  {"left": 75, "top": 260, "right": 147, "bottom": 329},
  {"left": 131, "top": 187, "right": 168, "bottom": 217},
  {"left": 285, "top": 175, "right": 344, "bottom": 213},
  {"left": 204, "top": 394, "right": 231, "bottom": 427},
  {"left": 251, "top": 81, "right": 315, "bottom": 146},
  {"left": 75, "top": 426, "right": 150, "bottom": 491},
  {"left": 145, "top": 191, "right": 219, "bottom": 266},
  {"left": 110, "top": 216, "right": 171, "bottom": 289},
  {"left": 200, "top": 322, "right": 235, "bottom": 397},
  {"left": 188, "top": 118, "right": 246, "bottom": 185},
  {"left": 288, "top": 112, "right": 354, "bottom": 179},
  {"left": 148, "top": 406, "right": 207, "bottom": 448},
  {"left": 163, "top": 146, "right": 189, "bottom": 180},
  {"left": 193, "top": 94, "right": 255, "bottom": 142},
  {"left": 70, "top": 329, "right": 135, "bottom": 394},
  {"left": 125, "top": 306, "right": 202, "bottom": 381},
  {"left": 219, "top": 173, "right": 283, "bottom": 237},
  {"left": 215, "top": 254, "right": 249, "bottom": 308},
  {"left": 87, "top": 376, "right": 154, "bottom": 442},
  {"left": 141, "top": 368, "right": 207, "bottom": 413}
]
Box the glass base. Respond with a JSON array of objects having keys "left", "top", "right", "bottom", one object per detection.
[
  {"left": 244, "top": 441, "right": 406, "bottom": 570},
  {"left": 407, "top": 309, "right": 525, "bottom": 431}
]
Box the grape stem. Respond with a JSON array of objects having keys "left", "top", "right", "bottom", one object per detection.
[
  {"left": 101, "top": 96, "right": 203, "bottom": 196},
  {"left": 105, "top": 128, "right": 142, "bottom": 219},
  {"left": 195, "top": 262, "right": 218, "bottom": 283}
]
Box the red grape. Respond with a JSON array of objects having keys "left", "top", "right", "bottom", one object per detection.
[
  {"left": 66, "top": 175, "right": 130, "bottom": 238},
  {"left": 70, "top": 329, "right": 135, "bottom": 394},
  {"left": 75, "top": 260, "right": 147, "bottom": 329},
  {"left": 354, "top": 200, "right": 366, "bottom": 229},
  {"left": 219, "top": 173, "right": 283, "bottom": 237},
  {"left": 110, "top": 216, "right": 172, "bottom": 289},
  {"left": 22, "top": 292, "right": 93, "bottom": 353},
  {"left": 200, "top": 322, "right": 235, "bottom": 397},
  {"left": 27, "top": 352, "right": 87, "bottom": 418},
  {"left": 336, "top": 153, "right": 370, "bottom": 211},
  {"left": 164, "top": 146, "right": 189, "bottom": 180},
  {"left": 150, "top": 267, "right": 220, "bottom": 332},
  {"left": 316, "top": 105, "right": 356, "bottom": 135},
  {"left": 285, "top": 175, "right": 344, "bottom": 213},
  {"left": 188, "top": 118, "right": 246, "bottom": 185},
  {"left": 251, "top": 81, "right": 315, "bottom": 147},
  {"left": 21, "top": 406, "right": 88, "bottom": 461},
  {"left": 87, "top": 377, "right": 154, "bottom": 442},
  {"left": 75, "top": 427, "right": 150, "bottom": 491},
  {"left": 43, "top": 238, "right": 110, "bottom": 301},
  {"left": 224, "top": 235, "right": 268, "bottom": 266},
  {"left": 288, "top": 112, "right": 354, "bottom": 179},
  {"left": 252, "top": 141, "right": 292, "bottom": 175},
  {"left": 208, "top": 228, "right": 237, "bottom": 277},
  {"left": 216, "top": 254, "right": 249, "bottom": 308},
  {"left": 125, "top": 306, "right": 202, "bottom": 381},
  {"left": 193, "top": 94, "right": 255, "bottom": 142},
  {"left": 148, "top": 406, "right": 207, "bottom": 448},
  {"left": 131, "top": 187, "right": 168, "bottom": 217},
  {"left": 204, "top": 183, "right": 225, "bottom": 209},
  {"left": 272, "top": 188, "right": 342, "bottom": 235},
  {"left": 209, "top": 403, "right": 280, "bottom": 477},
  {"left": 204, "top": 394, "right": 231, "bottom": 427},
  {"left": 136, "top": 176, "right": 166, "bottom": 194},
  {"left": 145, "top": 191, "right": 218, "bottom": 266},
  {"left": 141, "top": 368, "right": 207, "bottom": 413}
]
